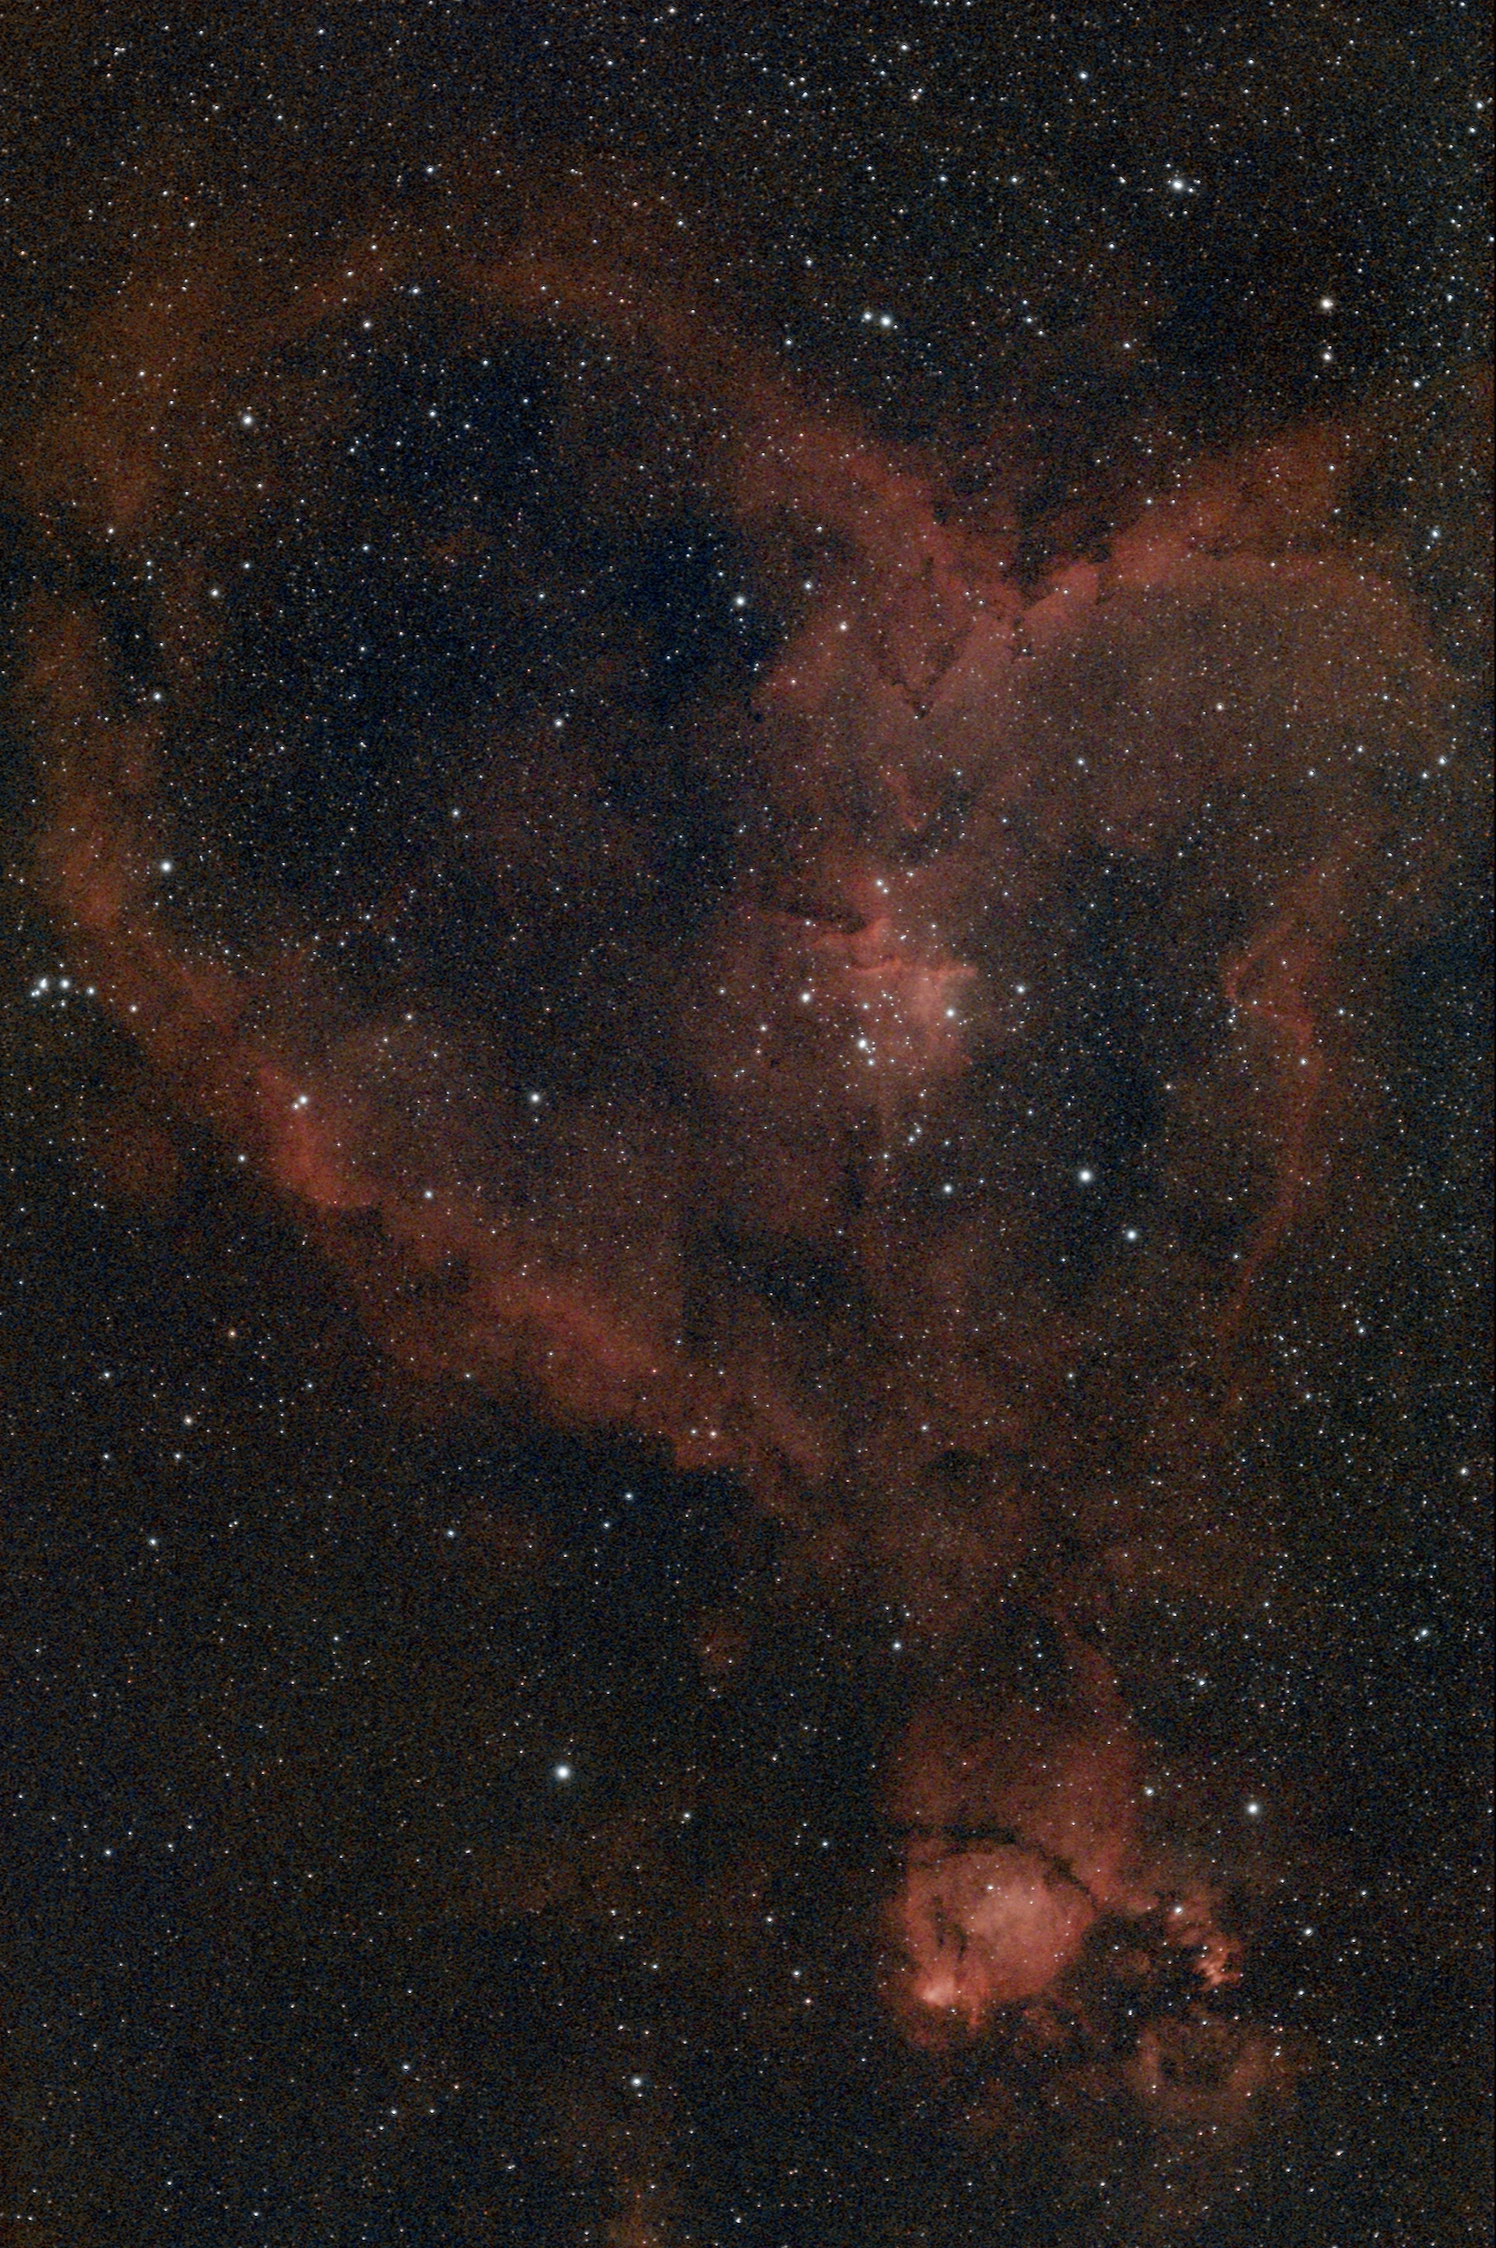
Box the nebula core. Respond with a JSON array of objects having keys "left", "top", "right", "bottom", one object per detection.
[{"left": 11, "top": 156, "right": 1489, "bottom": 2236}]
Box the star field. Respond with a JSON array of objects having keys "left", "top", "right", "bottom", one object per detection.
[{"left": 0, "top": 3, "right": 1490, "bottom": 2243}]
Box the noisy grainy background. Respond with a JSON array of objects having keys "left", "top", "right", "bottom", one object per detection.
[{"left": 1, "top": 5, "right": 1490, "bottom": 2242}]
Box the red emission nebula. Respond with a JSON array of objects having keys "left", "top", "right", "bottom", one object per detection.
[{"left": 15, "top": 179, "right": 1480, "bottom": 2182}]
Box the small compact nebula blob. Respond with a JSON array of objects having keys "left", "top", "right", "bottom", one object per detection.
[
  {"left": 13, "top": 171, "right": 1480, "bottom": 2205},
  {"left": 902, "top": 1845, "right": 1099, "bottom": 2024},
  {"left": 885, "top": 1637, "right": 1237, "bottom": 2045}
]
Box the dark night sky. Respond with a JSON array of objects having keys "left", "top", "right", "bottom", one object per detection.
[{"left": 0, "top": 4, "right": 1491, "bottom": 2244}]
